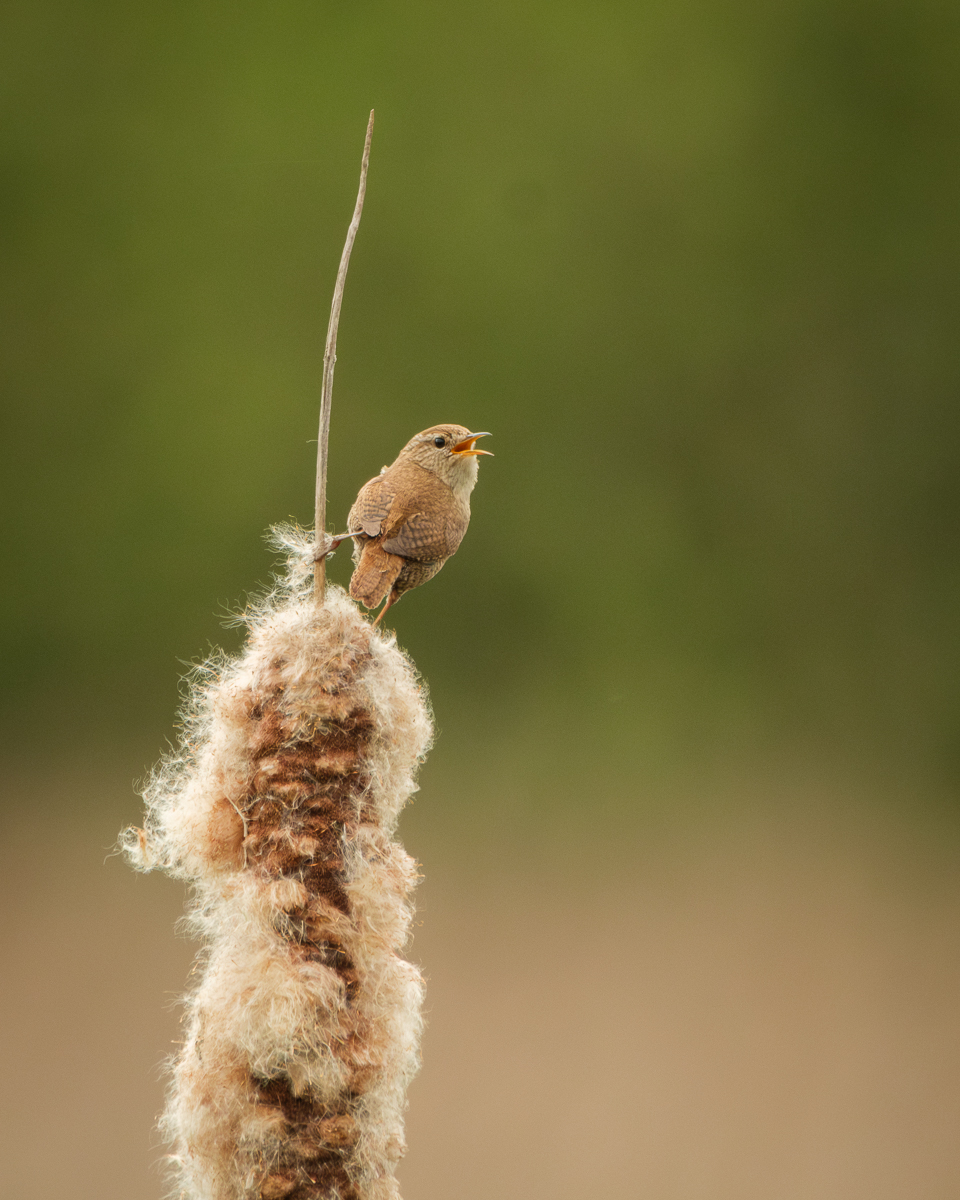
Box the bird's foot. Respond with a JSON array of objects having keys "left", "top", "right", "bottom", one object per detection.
[
  {"left": 372, "top": 590, "right": 400, "bottom": 627},
  {"left": 312, "top": 530, "right": 361, "bottom": 562}
]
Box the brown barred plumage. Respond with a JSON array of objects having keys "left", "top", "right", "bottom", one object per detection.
[{"left": 347, "top": 424, "right": 491, "bottom": 624}]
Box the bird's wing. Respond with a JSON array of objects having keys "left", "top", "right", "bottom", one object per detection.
[
  {"left": 349, "top": 477, "right": 429, "bottom": 546},
  {"left": 348, "top": 476, "right": 397, "bottom": 538},
  {"left": 349, "top": 470, "right": 454, "bottom": 561},
  {"left": 380, "top": 505, "right": 450, "bottom": 560}
]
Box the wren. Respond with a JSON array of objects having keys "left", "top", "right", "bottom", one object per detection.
[{"left": 346, "top": 424, "right": 492, "bottom": 624}]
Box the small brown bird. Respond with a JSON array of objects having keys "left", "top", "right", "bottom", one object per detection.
[{"left": 347, "top": 424, "right": 492, "bottom": 624}]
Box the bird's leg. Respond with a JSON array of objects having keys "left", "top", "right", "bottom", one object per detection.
[
  {"left": 372, "top": 589, "right": 400, "bottom": 627},
  {"left": 312, "top": 530, "right": 362, "bottom": 562}
]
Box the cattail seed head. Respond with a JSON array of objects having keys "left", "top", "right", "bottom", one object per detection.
[{"left": 122, "top": 529, "right": 433, "bottom": 1200}]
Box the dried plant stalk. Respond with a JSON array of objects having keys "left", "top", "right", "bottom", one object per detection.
[
  {"left": 315, "top": 109, "right": 374, "bottom": 603},
  {"left": 122, "top": 532, "right": 432, "bottom": 1199}
]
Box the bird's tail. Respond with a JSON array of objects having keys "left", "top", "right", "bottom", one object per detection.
[{"left": 349, "top": 542, "right": 404, "bottom": 610}]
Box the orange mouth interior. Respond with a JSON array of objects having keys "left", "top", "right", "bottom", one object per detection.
[{"left": 452, "top": 433, "right": 493, "bottom": 457}]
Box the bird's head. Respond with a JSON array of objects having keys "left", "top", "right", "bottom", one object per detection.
[{"left": 399, "top": 425, "right": 493, "bottom": 494}]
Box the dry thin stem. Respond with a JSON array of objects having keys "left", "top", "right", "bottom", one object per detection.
[{"left": 314, "top": 109, "right": 375, "bottom": 604}]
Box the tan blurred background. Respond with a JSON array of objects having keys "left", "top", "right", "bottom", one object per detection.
[{"left": 2, "top": 1, "right": 959, "bottom": 1196}]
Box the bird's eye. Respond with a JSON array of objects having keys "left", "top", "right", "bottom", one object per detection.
[{"left": 433, "top": 436, "right": 446, "bottom": 448}]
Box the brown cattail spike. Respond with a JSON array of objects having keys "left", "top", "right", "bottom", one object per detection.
[{"left": 122, "top": 530, "right": 433, "bottom": 1200}]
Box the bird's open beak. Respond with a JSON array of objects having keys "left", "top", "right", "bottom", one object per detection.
[{"left": 451, "top": 432, "right": 493, "bottom": 457}]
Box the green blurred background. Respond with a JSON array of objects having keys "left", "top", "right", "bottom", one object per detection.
[{"left": 2, "top": 1, "right": 959, "bottom": 1197}]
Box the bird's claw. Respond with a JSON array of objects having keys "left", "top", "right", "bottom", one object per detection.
[{"left": 312, "top": 530, "right": 361, "bottom": 562}]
